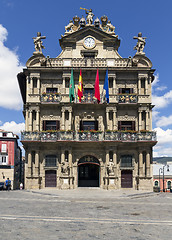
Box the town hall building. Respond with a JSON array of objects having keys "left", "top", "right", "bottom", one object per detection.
[{"left": 18, "top": 9, "right": 157, "bottom": 190}]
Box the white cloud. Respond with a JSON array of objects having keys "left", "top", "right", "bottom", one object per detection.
[
  {"left": 0, "top": 24, "right": 24, "bottom": 110},
  {"left": 155, "top": 86, "right": 167, "bottom": 91},
  {"left": 152, "top": 74, "right": 159, "bottom": 87},
  {"left": 0, "top": 121, "right": 25, "bottom": 135},
  {"left": 153, "top": 127, "right": 172, "bottom": 157},
  {"left": 156, "top": 115, "right": 172, "bottom": 127},
  {"left": 152, "top": 90, "right": 172, "bottom": 109}
]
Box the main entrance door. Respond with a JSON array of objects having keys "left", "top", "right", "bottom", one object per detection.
[
  {"left": 78, "top": 156, "right": 100, "bottom": 187},
  {"left": 121, "top": 170, "right": 133, "bottom": 188},
  {"left": 45, "top": 170, "right": 56, "bottom": 187}
]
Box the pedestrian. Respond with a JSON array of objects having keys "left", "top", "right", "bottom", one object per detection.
[
  {"left": 20, "top": 182, "right": 23, "bottom": 190},
  {"left": 5, "top": 178, "right": 11, "bottom": 191}
]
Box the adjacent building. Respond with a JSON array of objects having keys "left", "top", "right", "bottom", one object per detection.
[
  {"left": 18, "top": 10, "right": 157, "bottom": 190},
  {"left": 0, "top": 130, "right": 22, "bottom": 189}
]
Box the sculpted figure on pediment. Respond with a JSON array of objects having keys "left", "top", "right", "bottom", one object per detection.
[
  {"left": 133, "top": 32, "right": 146, "bottom": 54},
  {"left": 65, "top": 16, "right": 80, "bottom": 34}
]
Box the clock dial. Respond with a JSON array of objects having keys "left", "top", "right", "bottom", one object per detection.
[{"left": 84, "top": 37, "right": 95, "bottom": 48}]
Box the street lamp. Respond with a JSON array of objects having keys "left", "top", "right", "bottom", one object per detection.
[{"left": 159, "top": 164, "right": 170, "bottom": 192}]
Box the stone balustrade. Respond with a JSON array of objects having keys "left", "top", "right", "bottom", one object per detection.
[
  {"left": 45, "top": 58, "right": 132, "bottom": 68},
  {"left": 21, "top": 131, "right": 157, "bottom": 142},
  {"left": 41, "top": 93, "right": 62, "bottom": 103}
]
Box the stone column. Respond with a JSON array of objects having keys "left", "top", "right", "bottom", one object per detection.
[
  {"left": 106, "top": 109, "right": 110, "bottom": 130},
  {"left": 112, "top": 75, "right": 116, "bottom": 95},
  {"left": 61, "top": 149, "right": 65, "bottom": 163},
  {"left": 113, "top": 110, "right": 117, "bottom": 130},
  {"left": 146, "top": 152, "right": 150, "bottom": 177},
  {"left": 36, "top": 110, "right": 40, "bottom": 131},
  {"left": 26, "top": 76, "right": 30, "bottom": 97},
  {"left": 29, "top": 110, "right": 32, "bottom": 131},
  {"left": 68, "top": 109, "right": 72, "bottom": 130},
  {"left": 25, "top": 110, "right": 29, "bottom": 131},
  {"left": 138, "top": 110, "right": 142, "bottom": 131},
  {"left": 139, "top": 151, "right": 143, "bottom": 177},
  {"left": 37, "top": 78, "right": 40, "bottom": 94},
  {"left": 138, "top": 77, "right": 141, "bottom": 95},
  {"left": 30, "top": 77, "right": 33, "bottom": 94},
  {"left": 61, "top": 109, "right": 65, "bottom": 130},
  {"left": 28, "top": 152, "right": 32, "bottom": 177},
  {"left": 69, "top": 149, "right": 73, "bottom": 188},
  {"left": 146, "top": 110, "right": 149, "bottom": 130},
  {"left": 106, "top": 150, "right": 109, "bottom": 165},
  {"left": 35, "top": 151, "right": 39, "bottom": 177},
  {"left": 145, "top": 77, "right": 148, "bottom": 95},
  {"left": 150, "top": 110, "right": 152, "bottom": 130}
]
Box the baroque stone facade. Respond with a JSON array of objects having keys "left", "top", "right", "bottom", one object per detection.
[{"left": 18, "top": 10, "right": 157, "bottom": 190}]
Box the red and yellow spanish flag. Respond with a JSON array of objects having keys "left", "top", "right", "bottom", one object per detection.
[
  {"left": 77, "top": 69, "right": 83, "bottom": 102},
  {"left": 94, "top": 69, "right": 100, "bottom": 103}
]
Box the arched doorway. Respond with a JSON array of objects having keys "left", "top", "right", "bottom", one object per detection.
[{"left": 78, "top": 156, "right": 100, "bottom": 187}]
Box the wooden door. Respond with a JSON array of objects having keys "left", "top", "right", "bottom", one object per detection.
[
  {"left": 121, "top": 170, "right": 133, "bottom": 188},
  {"left": 45, "top": 170, "right": 56, "bottom": 187}
]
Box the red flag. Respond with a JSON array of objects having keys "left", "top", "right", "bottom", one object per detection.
[
  {"left": 77, "top": 69, "right": 83, "bottom": 102},
  {"left": 94, "top": 69, "right": 100, "bottom": 103}
]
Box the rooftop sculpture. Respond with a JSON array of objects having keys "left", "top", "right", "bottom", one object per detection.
[
  {"left": 64, "top": 8, "right": 117, "bottom": 37},
  {"left": 32, "top": 32, "right": 46, "bottom": 54},
  {"left": 133, "top": 32, "right": 146, "bottom": 55}
]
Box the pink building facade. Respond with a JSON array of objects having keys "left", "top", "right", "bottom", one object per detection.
[{"left": 0, "top": 130, "right": 22, "bottom": 189}]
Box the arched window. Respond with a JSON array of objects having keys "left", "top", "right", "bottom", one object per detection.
[
  {"left": 167, "top": 181, "right": 171, "bottom": 189},
  {"left": 45, "top": 155, "right": 57, "bottom": 167},
  {"left": 154, "top": 180, "right": 159, "bottom": 187}
]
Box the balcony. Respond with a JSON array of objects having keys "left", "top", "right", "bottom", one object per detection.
[
  {"left": 41, "top": 93, "right": 61, "bottom": 103},
  {"left": 21, "top": 131, "right": 156, "bottom": 142},
  {"left": 118, "top": 94, "right": 138, "bottom": 104}
]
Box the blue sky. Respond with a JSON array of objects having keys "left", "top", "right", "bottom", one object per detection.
[{"left": 0, "top": 0, "right": 172, "bottom": 156}]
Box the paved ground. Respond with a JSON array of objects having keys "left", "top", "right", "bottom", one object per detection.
[{"left": 0, "top": 188, "right": 172, "bottom": 240}]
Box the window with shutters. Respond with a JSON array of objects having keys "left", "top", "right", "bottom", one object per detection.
[
  {"left": 42, "top": 120, "right": 60, "bottom": 131},
  {"left": 118, "top": 121, "right": 135, "bottom": 131},
  {"left": 0, "top": 154, "right": 8, "bottom": 165},
  {"left": 80, "top": 121, "right": 98, "bottom": 131}
]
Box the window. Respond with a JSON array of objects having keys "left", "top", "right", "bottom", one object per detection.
[
  {"left": 0, "top": 154, "right": 8, "bottom": 165},
  {"left": 33, "top": 78, "right": 37, "bottom": 88},
  {"left": 118, "top": 121, "right": 135, "bottom": 131},
  {"left": 154, "top": 180, "right": 159, "bottom": 187},
  {"left": 65, "top": 151, "right": 69, "bottom": 161},
  {"left": 1, "top": 144, "right": 7, "bottom": 153},
  {"left": 45, "top": 155, "right": 57, "bottom": 167},
  {"left": 46, "top": 88, "right": 58, "bottom": 93},
  {"left": 109, "top": 151, "right": 113, "bottom": 161},
  {"left": 43, "top": 120, "right": 60, "bottom": 131},
  {"left": 121, "top": 155, "right": 132, "bottom": 167},
  {"left": 2, "top": 133, "right": 7, "bottom": 137},
  {"left": 80, "top": 121, "right": 98, "bottom": 131},
  {"left": 119, "top": 88, "right": 133, "bottom": 94},
  {"left": 167, "top": 181, "right": 171, "bottom": 189}
]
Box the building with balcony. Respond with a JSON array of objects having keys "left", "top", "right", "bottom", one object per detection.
[
  {"left": 18, "top": 11, "right": 157, "bottom": 190},
  {"left": 0, "top": 130, "right": 22, "bottom": 189}
]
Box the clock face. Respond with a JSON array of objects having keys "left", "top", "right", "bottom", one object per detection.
[{"left": 84, "top": 37, "right": 95, "bottom": 49}]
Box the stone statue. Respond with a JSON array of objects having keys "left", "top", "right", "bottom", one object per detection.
[
  {"left": 32, "top": 32, "right": 46, "bottom": 54},
  {"left": 133, "top": 32, "right": 146, "bottom": 54},
  {"left": 80, "top": 8, "right": 94, "bottom": 25},
  {"left": 107, "top": 20, "right": 115, "bottom": 33},
  {"left": 61, "top": 161, "right": 69, "bottom": 175},
  {"left": 107, "top": 159, "right": 115, "bottom": 176},
  {"left": 100, "top": 15, "right": 108, "bottom": 31},
  {"left": 94, "top": 17, "right": 100, "bottom": 28},
  {"left": 65, "top": 16, "right": 80, "bottom": 34}
]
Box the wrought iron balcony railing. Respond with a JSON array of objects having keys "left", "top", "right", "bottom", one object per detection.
[
  {"left": 41, "top": 93, "right": 62, "bottom": 103},
  {"left": 118, "top": 94, "right": 138, "bottom": 104},
  {"left": 21, "top": 131, "right": 157, "bottom": 142}
]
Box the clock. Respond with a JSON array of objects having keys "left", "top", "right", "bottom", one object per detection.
[{"left": 83, "top": 37, "right": 96, "bottom": 49}]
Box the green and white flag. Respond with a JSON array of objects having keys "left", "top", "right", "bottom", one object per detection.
[{"left": 69, "top": 68, "right": 75, "bottom": 103}]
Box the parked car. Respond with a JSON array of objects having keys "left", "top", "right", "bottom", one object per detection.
[{"left": 0, "top": 182, "right": 5, "bottom": 190}]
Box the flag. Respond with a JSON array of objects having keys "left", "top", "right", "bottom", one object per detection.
[
  {"left": 69, "top": 68, "right": 75, "bottom": 103},
  {"left": 103, "top": 69, "right": 109, "bottom": 103},
  {"left": 77, "top": 69, "right": 83, "bottom": 102},
  {"left": 94, "top": 69, "right": 100, "bottom": 103}
]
